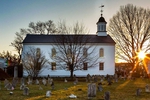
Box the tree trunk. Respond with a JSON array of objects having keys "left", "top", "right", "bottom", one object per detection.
[{"left": 70, "top": 64, "right": 74, "bottom": 79}]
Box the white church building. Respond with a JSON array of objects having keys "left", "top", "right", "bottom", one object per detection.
[{"left": 22, "top": 14, "right": 115, "bottom": 77}]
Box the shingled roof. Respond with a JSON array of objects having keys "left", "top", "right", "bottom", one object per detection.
[{"left": 23, "top": 34, "right": 115, "bottom": 44}]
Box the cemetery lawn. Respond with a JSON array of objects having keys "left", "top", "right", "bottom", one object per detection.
[{"left": 0, "top": 78, "right": 150, "bottom": 100}]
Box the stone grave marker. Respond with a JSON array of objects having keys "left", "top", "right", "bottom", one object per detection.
[
  {"left": 12, "top": 78, "right": 18, "bottom": 88},
  {"left": 42, "top": 78, "right": 47, "bottom": 86},
  {"left": 114, "top": 73, "right": 118, "bottom": 82},
  {"left": 64, "top": 78, "right": 67, "bottom": 82},
  {"left": 87, "top": 83, "right": 96, "bottom": 97},
  {"left": 97, "top": 82, "right": 103, "bottom": 92},
  {"left": 74, "top": 78, "right": 78, "bottom": 85},
  {"left": 23, "top": 87, "right": 29, "bottom": 95},
  {"left": 136, "top": 88, "right": 141, "bottom": 96},
  {"left": 20, "top": 84, "right": 26, "bottom": 90},
  {"left": 46, "top": 90, "right": 51, "bottom": 97},
  {"left": 4, "top": 79, "right": 9, "bottom": 87},
  {"left": 145, "top": 84, "right": 150, "bottom": 92},
  {"left": 104, "top": 91, "right": 110, "bottom": 100},
  {"left": 35, "top": 79, "right": 40, "bottom": 85},
  {"left": 27, "top": 76, "right": 32, "bottom": 85},
  {"left": 51, "top": 81, "right": 54, "bottom": 90},
  {"left": 39, "top": 85, "right": 43, "bottom": 90},
  {"left": 20, "top": 77, "right": 25, "bottom": 85},
  {"left": 5, "top": 83, "right": 14, "bottom": 90}
]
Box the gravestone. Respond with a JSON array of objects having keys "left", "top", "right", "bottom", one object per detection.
[
  {"left": 46, "top": 90, "right": 51, "bottom": 97},
  {"left": 5, "top": 83, "right": 14, "bottom": 90},
  {"left": 97, "top": 82, "right": 103, "bottom": 91},
  {"left": 23, "top": 87, "right": 29, "bottom": 95},
  {"left": 74, "top": 78, "right": 78, "bottom": 85},
  {"left": 39, "top": 85, "right": 43, "bottom": 90},
  {"left": 48, "top": 77, "right": 51, "bottom": 84},
  {"left": 114, "top": 73, "right": 118, "bottom": 82},
  {"left": 42, "top": 78, "right": 47, "bottom": 86},
  {"left": 12, "top": 78, "right": 18, "bottom": 88},
  {"left": 104, "top": 91, "right": 110, "bottom": 100},
  {"left": 145, "top": 84, "right": 150, "bottom": 92},
  {"left": 136, "top": 88, "right": 141, "bottom": 96},
  {"left": 35, "top": 79, "right": 40, "bottom": 85},
  {"left": 4, "top": 79, "right": 9, "bottom": 87},
  {"left": 49, "top": 78, "right": 53, "bottom": 85},
  {"left": 20, "top": 84, "right": 26, "bottom": 90},
  {"left": 20, "top": 77, "right": 25, "bottom": 85},
  {"left": 64, "top": 78, "right": 67, "bottom": 82},
  {"left": 51, "top": 81, "right": 54, "bottom": 90},
  {"left": 87, "top": 83, "right": 96, "bottom": 97},
  {"left": 27, "top": 76, "right": 32, "bottom": 85}
]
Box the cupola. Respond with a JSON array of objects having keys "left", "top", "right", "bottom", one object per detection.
[{"left": 96, "top": 5, "right": 107, "bottom": 36}]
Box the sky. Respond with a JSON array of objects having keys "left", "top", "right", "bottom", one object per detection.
[{"left": 0, "top": 0, "right": 150, "bottom": 55}]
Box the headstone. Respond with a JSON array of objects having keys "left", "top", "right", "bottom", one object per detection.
[
  {"left": 23, "top": 87, "right": 29, "bottom": 95},
  {"left": 20, "top": 84, "right": 26, "bottom": 90},
  {"left": 64, "top": 78, "right": 67, "bottom": 82},
  {"left": 145, "top": 84, "right": 150, "bottom": 92},
  {"left": 114, "top": 73, "right": 118, "bottom": 82},
  {"left": 39, "top": 85, "right": 43, "bottom": 90},
  {"left": 4, "top": 79, "right": 9, "bottom": 87},
  {"left": 35, "top": 79, "right": 39, "bottom": 85},
  {"left": 97, "top": 82, "right": 103, "bottom": 91},
  {"left": 27, "top": 76, "right": 32, "bottom": 85},
  {"left": 104, "top": 91, "right": 110, "bottom": 100},
  {"left": 49, "top": 78, "right": 53, "bottom": 85},
  {"left": 51, "top": 81, "right": 54, "bottom": 90},
  {"left": 87, "top": 83, "right": 96, "bottom": 97},
  {"left": 12, "top": 78, "right": 18, "bottom": 88},
  {"left": 136, "top": 88, "right": 141, "bottom": 96},
  {"left": 48, "top": 77, "right": 51, "bottom": 84},
  {"left": 42, "top": 78, "right": 47, "bottom": 85},
  {"left": 74, "top": 78, "right": 78, "bottom": 85},
  {"left": 20, "top": 77, "right": 25, "bottom": 85},
  {"left": 46, "top": 90, "right": 51, "bottom": 97},
  {"left": 107, "top": 77, "right": 112, "bottom": 85},
  {"left": 5, "top": 83, "right": 14, "bottom": 90}
]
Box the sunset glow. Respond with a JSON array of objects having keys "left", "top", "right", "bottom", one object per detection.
[{"left": 138, "top": 51, "right": 146, "bottom": 59}]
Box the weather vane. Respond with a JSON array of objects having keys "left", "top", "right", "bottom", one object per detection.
[{"left": 99, "top": 5, "right": 104, "bottom": 17}]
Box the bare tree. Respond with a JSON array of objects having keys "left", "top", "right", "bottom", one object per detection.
[
  {"left": 50, "top": 22, "right": 98, "bottom": 78},
  {"left": 22, "top": 47, "right": 47, "bottom": 78},
  {"left": 11, "top": 20, "right": 56, "bottom": 65},
  {"left": 108, "top": 4, "right": 150, "bottom": 68}
]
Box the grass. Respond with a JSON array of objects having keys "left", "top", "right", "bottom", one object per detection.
[{"left": 0, "top": 78, "right": 150, "bottom": 100}]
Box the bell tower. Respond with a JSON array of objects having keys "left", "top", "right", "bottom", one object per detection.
[{"left": 96, "top": 5, "right": 107, "bottom": 36}]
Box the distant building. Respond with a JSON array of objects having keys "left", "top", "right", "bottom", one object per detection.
[{"left": 22, "top": 14, "right": 115, "bottom": 77}]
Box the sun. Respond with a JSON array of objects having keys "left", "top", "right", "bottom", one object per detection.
[{"left": 138, "top": 51, "right": 146, "bottom": 59}]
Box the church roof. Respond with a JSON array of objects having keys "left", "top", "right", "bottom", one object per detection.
[
  {"left": 23, "top": 34, "right": 115, "bottom": 44},
  {"left": 97, "top": 16, "right": 107, "bottom": 24}
]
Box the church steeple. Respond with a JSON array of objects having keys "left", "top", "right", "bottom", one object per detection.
[{"left": 96, "top": 5, "right": 107, "bottom": 36}]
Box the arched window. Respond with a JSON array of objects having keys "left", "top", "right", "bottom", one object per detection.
[
  {"left": 51, "top": 48, "right": 56, "bottom": 57},
  {"left": 99, "top": 48, "right": 104, "bottom": 57}
]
